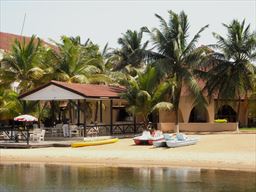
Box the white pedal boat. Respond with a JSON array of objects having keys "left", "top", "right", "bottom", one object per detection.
[
  {"left": 166, "top": 133, "right": 199, "bottom": 148},
  {"left": 166, "top": 137, "right": 199, "bottom": 148},
  {"left": 153, "top": 139, "right": 166, "bottom": 147},
  {"left": 153, "top": 133, "right": 172, "bottom": 147}
]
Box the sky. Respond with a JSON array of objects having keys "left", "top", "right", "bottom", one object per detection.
[{"left": 0, "top": 0, "right": 255, "bottom": 49}]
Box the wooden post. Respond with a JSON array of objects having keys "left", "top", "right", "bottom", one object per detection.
[
  {"left": 68, "top": 100, "right": 72, "bottom": 123},
  {"left": 110, "top": 99, "right": 113, "bottom": 135},
  {"left": 83, "top": 100, "right": 87, "bottom": 137},
  {"left": 77, "top": 100, "right": 80, "bottom": 125},
  {"left": 94, "top": 101, "right": 99, "bottom": 122},
  {"left": 26, "top": 125, "right": 29, "bottom": 145},
  {"left": 133, "top": 115, "right": 137, "bottom": 134},
  {"left": 100, "top": 100, "right": 103, "bottom": 123},
  {"left": 50, "top": 100, "right": 56, "bottom": 126}
]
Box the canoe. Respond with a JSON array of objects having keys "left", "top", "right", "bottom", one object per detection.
[
  {"left": 83, "top": 136, "right": 113, "bottom": 142},
  {"left": 166, "top": 138, "right": 198, "bottom": 148},
  {"left": 214, "top": 119, "right": 227, "bottom": 123},
  {"left": 71, "top": 138, "right": 119, "bottom": 148}
]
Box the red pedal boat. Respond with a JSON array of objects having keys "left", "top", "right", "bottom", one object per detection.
[{"left": 133, "top": 130, "right": 164, "bottom": 145}]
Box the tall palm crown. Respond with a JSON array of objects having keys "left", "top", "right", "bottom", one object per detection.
[
  {"left": 0, "top": 35, "right": 45, "bottom": 93},
  {"left": 204, "top": 20, "right": 256, "bottom": 100},
  {"left": 112, "top": 28, "right": 149, "bottom": 73},
  {"left": 42, "top": 36, "right": 111, "bottom": 84},
  {"left": 147, "top": 10, "right": 208, "bottom": 130},
  {"left": 121, "top": 67, "right": 173, "bottom": 128},
  {"left": 0, "top": 88, "right": 22, "bottom": 120}
]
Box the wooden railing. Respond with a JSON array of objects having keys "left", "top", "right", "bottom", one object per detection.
[
  {"left": 85, "top": 122, "right": 146, "bottom": 136},
  {"left": 1, "top": 122, "right": 156, "bottom": 140},
  {"left": 0, "top": 126, "right": 31, "bottom": 144}
]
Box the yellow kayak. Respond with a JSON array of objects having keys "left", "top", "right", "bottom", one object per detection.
[
  {"left": 214, "top": 119, "right": 227, "bottom": 123},
  {"left": 71, "top": 138, "right": 119, "bottom": 148}
]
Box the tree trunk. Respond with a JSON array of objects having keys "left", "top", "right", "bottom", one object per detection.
[
  {"left": 22, "top": 101, "right": 27, "bottom": 114},
  {"left": 143, "top": 115, "right": 149, "bottom": 130},
  {"left": 175, "top": 109, "right": 180, "bottom": 133},
  {"left": 174, "top": 84, "right": 182, "bottom": 133},
  {"left": 236, "top": 96, "right": 241, "bottom": 127}
]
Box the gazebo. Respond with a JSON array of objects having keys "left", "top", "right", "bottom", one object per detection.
[{"left": 19, "top": 80, "right": 143, "bottom": 137}]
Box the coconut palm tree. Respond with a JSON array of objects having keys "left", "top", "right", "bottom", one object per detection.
[
  {"left": 202, "top": 19, "right": 256, "bottom": 122},
  {"left": 146, "top": 10, "right": 208, "bottom": 132},
  {"left": 42, "top": 36, "right": 112, "bottom": 84},
  {"left": 0, "top": 35, "right": 45, "bottom": 93},
  {"left": 121, "top": 66, "right": 174, "bottom": 129},
  {"left": 39, "top": 36, "right": 117, "bottom": 125},
  {"left": 0, "top": 88, "right": 23, "bottom": 121},
  {"left": 112, "top": 28, "right": 149, "bottom": 75}
]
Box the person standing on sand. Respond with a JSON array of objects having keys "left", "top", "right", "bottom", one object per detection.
[{"left": 62, "top": 120, "right": 69, "bottom": 137}]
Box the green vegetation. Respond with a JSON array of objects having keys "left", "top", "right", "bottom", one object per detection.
[
  {"left": 239, "top": 128, "right": 256, "bottom": 131},
  {"left": 121, "top": 67, "right": 173, "bottom": 128},
  {"left": 201, "top": 20, "right": 256, "bottom": 122},
  {"left": 0, "top": 35, "right": 44, "bottom": 93},
  {"left": 146, "top": 11, "right": 209, "bottom": 132},
  {"left": 0, "top": 10, "right": 255, "bottom": 129},
  {"left": 0, "top": 89, "right": 22, "bottom": 120},
  {"left": 112, "top": 28, "right": 149, "bottom": 74}
]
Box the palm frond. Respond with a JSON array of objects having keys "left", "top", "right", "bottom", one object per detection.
[{"left": 152, "top": 102, "right": 173, "bottom": 112}]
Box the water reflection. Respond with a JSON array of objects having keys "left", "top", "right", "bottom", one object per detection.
[{"left": 0, "top": 164, "right": 255, "bottom": 192}]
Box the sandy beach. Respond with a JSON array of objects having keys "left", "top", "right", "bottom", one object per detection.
[{"left": 0, "top": 134, "right": 255, "bottom": 171}]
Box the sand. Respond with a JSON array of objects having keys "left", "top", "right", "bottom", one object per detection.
[{"left": 0, "top": 134, "right": 255, "bottom": 171}]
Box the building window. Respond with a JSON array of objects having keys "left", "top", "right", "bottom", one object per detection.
[
  {"left": 116, "top": 108, "right": 132, "bottom": 122},
  {"left": 217, "top": 105, "right": 237, "bottom": 122},
  {"left": 189, "top": 106, "right": 209, "bottom": 122}
]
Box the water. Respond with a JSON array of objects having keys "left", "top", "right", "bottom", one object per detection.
[{"left": 0, "top": 164, "right": 255, "bottom": 192}]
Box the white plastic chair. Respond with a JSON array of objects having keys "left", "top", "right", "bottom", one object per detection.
[
  {"left": 69, "top": 125, "right": 80, "bottom": 137},
  {"left": 52, "top": 123, "right": 63, "bottom": 137},
  {"left": 31, "top": 129, "right": 45, "bottom": 142}
]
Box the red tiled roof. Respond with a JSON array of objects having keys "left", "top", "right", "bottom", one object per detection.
[
  {"left": 51, "top": 80, "right": 126, "bottom": 98},
  {"left": 19, "top": 80, "right": 126, "bottom": 99},
  {"left": 0, "top": 32, "right": 56, "bottom": 52}
]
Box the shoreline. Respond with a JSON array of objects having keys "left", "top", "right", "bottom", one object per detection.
[
  {"left": 1, "top": 134, "right": 255, "bottom": 172},
  {"left": 1, "top": 159, "right": 255, "bottom": 172}
]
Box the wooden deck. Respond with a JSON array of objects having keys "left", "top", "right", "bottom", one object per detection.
[
  {"left": 0, "top": 138, "right": 81, "bottom": 148},
  {"left": 0, "top": 135, "right": 135, "bottom": 149}
]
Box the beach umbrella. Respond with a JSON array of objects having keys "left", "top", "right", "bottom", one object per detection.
[{"left": 14, "top": 114, "right": 38, "bottom": 122}]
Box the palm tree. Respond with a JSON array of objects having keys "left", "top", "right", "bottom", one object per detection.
[
  {"left": 0, "top": 88, "right": 23, "bottom": 121},
  {"left": 42, "top": 36, "right": 112, "bottom": 84},
  {"left": 40, "top": 36, "right": 117, "bottom": 125},
  {"left": 121, "top": 67, "right": 173, "bottom": 129},
  {"left": 202, "top": 19, "right": 256, "bottom": 122},
  {"left": 112, "top": 28, "right": 149, "bottom": 75},
  {"left": 146, "top": 10, "right": 208, "bottom": 132},
  {"left": 0, "top": 35, "right": 45, "bottom": 93}
]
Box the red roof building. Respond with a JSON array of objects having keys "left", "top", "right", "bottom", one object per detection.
[
  {"left": 0, "top": 32, "right": 55, "bottom": 52},
  {"left": 19, "top": 80, "right": 126, "bottom": 100}
]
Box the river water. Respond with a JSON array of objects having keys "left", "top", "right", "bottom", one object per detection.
[{"left": 0, "top": 164, "right": 255, "bottom": 192}]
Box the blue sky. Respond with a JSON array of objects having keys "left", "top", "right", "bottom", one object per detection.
[{"left": 1, "top": 0, "right": 255, "bottom": 48}]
